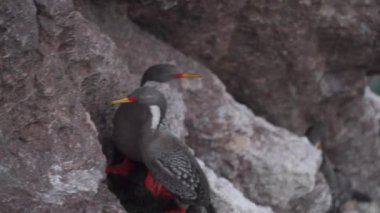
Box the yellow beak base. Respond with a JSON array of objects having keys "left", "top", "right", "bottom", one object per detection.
[{"left": 111, "top": 97, "right": 136, "bottom": 105}]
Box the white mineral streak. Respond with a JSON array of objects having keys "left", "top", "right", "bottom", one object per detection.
[
  {"left": 40, "top": 166, "right": 103, "bottom": 204},
  {"left": 198, "top": 160, "right": 273, "bottom": 213}
]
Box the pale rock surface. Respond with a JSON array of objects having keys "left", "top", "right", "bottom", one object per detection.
[{"left": 199, "top": 161, "right": 273, "bottom": 213}]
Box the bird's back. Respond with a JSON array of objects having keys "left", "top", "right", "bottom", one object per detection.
[{"left": 142, "top": 131, "right": 211, "bottom": 206}]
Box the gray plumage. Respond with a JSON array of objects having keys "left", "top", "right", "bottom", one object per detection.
[
  {"left": 140, "top": 64, "right": 182, "bottom": 86},
  {"left": 143, "top": 81, "right": 187, "bottom": 140},
  {"left": 112, "top": 75, "right": 211, "bottom": 209},
  {"left": 112, "top": 103, "right": 145, "bottom": 161},
  {"left": 142, "top": 64, "right": 188, "bottom": 140},
  {"left": 112, "top": 64, "right": 187, "bottom": 161},
  {"left": 141, "top": 131, "right": 210, "bottom": 205},
  {"left": 112, "top": 87, "right": 166, "bottom": 161}
]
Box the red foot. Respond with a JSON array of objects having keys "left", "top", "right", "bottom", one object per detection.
[
  {"left": 144, "top": 171, "right": 175, "bottom": 200},
  {"left": 165, "top": 208, "right": 186, "bottom": 213},
  {"left": 105, "top": 159, "right": 134, "bottom": 175}
]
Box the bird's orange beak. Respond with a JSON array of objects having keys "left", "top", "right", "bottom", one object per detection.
[
  {"left": 175, "top": 72, "right": 202, "bottom": 79},
  {"left": 111, "top": 96, "right": 137, "bottom": 104}
]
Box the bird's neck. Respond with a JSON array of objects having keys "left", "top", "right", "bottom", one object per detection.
[
  {"left": 148, "top": 105, "right": 161, "bottom": 130},
  {"left": 140, "top": 105, "right": 162, "bottom": 147}
]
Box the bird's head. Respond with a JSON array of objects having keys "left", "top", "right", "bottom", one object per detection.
[
  {"left": 111, "top": 87, "right": 166, "bottom": 108},
  {"left": 305, "top": 122, "right": 328, "bottom": 151},
  {"left": 140, "top": 64, "right": 202, "bottom": 86},
  {"left": 111, "top": 87, "right": 167, "bottom": 129}
]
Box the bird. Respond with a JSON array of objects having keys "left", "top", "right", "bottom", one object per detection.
[
  {"left": 305, "top": 123, "right": 371, "bottom": 213},
  {"left": 140, "top": 64, "right": 202, "bottom": 86},
  {"left": 140, "top": 64, "right": 201, "bottom": 140},
  {"left": 111, "top": 86, "right": 213, "bottom": 213},
  {"left": 106, "top": 64, "right": 201, "bottom": 175}
]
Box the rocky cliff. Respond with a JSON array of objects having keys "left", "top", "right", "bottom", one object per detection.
[{"left": 0, "top": 0, "right": 379, "bottom": 212}]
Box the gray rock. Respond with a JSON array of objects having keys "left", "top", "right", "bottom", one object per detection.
[
  {"left": 0, "top": 0, "right": 127, "bottom": 211},
  {"left": 1, "top": 0, "right": 330, "bottom": 212},
  {"left": 182, "top": 76, "right": 323, "bottom": 209},
  {"left": 199, "top": 161, "right": 273, "bottom": 213},
  {"left": 286, "top": 173, "right": 332, "bottom": 213},
  {"left": 127, "top": 0, "right": 380, "bottom": 209},
  {"left": 77, "top": 1, "right": 323, "bottom": 210},
  {"left": 340, "top": 200, "right": 380, "bottom": 213},
  {"left": 127, "top": 0, "right": 379, "bottom": 132}
]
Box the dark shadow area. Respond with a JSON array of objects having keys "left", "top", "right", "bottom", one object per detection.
[{"left": 106, "top": 146, "right": 179, "bottom": 213}]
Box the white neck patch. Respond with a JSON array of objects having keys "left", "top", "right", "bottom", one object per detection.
[{"left": 149, "top": 105, "right": 161, "bottom": 129}]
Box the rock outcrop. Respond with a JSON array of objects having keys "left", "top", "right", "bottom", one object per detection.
[
  {"left": 0, "top": 0, "right": 126, "bottom": 211},
  {"left": 3, "top": 0, "right": 361, "bottom": 212},
  {"left": 200, "top": 161, "right": 273, "bottom": 213},
  {"left": 127, "top": 0, "right": 380, "bottom": 210},
  {"left": 75, "top": 1, "right": 324, "bottom": 211}
]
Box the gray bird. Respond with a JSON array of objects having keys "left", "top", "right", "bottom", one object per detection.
[
  {"left": 141, "top": 64, "right": 201, "bottom": 140},
  {"left": 305, "top": 123, "right": 371, "bottom": 213},
  {"left": 111, "top": 64, "right": 201, "bottom": 162},
  {"left": 140, "top": 64, "right": 201, "bottom": 86},
  {"left": 113, "top": 86, "right": 212, "bottom": 212}
]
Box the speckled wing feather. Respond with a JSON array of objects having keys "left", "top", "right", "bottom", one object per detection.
[{"left": 144, "top": 134, "right": 204, "bottom": 201}]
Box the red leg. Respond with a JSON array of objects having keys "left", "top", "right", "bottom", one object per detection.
[
  {"left": 105, "top": 159, "right": 134, "bottom": 175},
  {"left": 165, "top": 208, "right": 186, "bottom": 213},
  {"left": 144, "top": 171, "right": 175, "bottom": 200}
]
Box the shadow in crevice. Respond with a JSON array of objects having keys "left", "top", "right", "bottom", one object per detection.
[
  {"left": 105, "top": 145, "right": 178, "bottom": 213},
  {"left": 88, "top": 114, "right": 179, "bottom": 213}
]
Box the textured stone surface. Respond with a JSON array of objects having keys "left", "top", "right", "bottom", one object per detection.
[
  {"left": 127, "top": 0, "right": 380, "bottom": 131},
  {"left": 199, "top": 161, "right": 273, "bottom": 213},
  {"left": 182, "top": 74, "right": 323, "bottom": 209},
  {"left": 286, "top": 173, "right": 332, "bottom": 213},
  {"left": 340, "top": 200, "right": 380, "bottom": 213},
  {"left": 1, "top": 0, "right": 332, "bottom": 212},
  {"left": 76, "top": 1, "right": 323, "bottom": 210},
  {"left": 0, "top": 0, "right": 127, "bottom": 211},
  {"left": 127, "top": 0, "right": 380, "bottom": 209},
  {"left": 0, "top": 0, "right": 264, "bottom": 211}
]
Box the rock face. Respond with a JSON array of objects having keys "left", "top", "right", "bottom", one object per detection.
[
  {"left": 1, "top": 0, "right": 330, "bottom": 212},
  {"left": 0, "top": 0, "right": 127, "bottom": 211},
  {"left": 181, "top": 68, "right": 322, "bottom": 209},
  {"left": 199, "top": 161, "right": 273, "bottom": 213},
  {"left": 127, "top": 0, "right": 380, "bottom": 209},
  {"left": 127, "top": 0, "right": 379, "bottom": 131},
  {"left": 340, "top": 200, "right": 380, "bottom": 213},
  {"left": 286, "top": 173, "right": 332, "bottom": 213},
  {"left": 76, "top": 1, "right": 324, "bottom": 211}
]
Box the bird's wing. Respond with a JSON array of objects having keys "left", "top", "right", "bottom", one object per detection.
[{"left": 146, "top": 139, "right": 201, "bottom": 201}]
